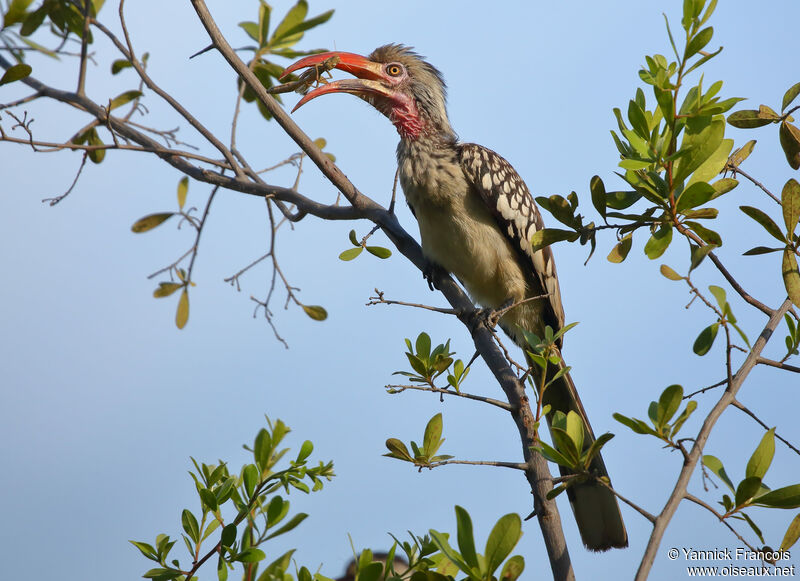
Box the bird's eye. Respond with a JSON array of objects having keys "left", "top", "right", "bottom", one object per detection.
[{"left": 385, "top": 63, "right": 404, "bottom": 77}]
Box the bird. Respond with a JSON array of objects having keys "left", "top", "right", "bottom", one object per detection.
[{"left": 281, "top": 44, "right": 628, "bottom": 551}]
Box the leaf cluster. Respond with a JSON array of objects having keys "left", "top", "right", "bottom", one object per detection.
[
  {"left": 237, "top": 0, "right": 334, "bottom": 121},
  {"left": 704, "top": 429, "right": 800, "bottom": 550},
  {"left": 393, "top": 332, "right": 457, "bottom": 388},
  {"left": 613, "top": 384, "right": 697, "bottom": 447},
  {"left": 531, "top": 0, "right": 745, "bottom": 269},
  {"left": 533, "top": 411, "right": 614, "bottom": 500},
  {"left": 130, "top": 417, "right": 334, "bottom": 581},
  {"left": 384, "top": 413, "right": 453, "bottom": 468},
  {"left": 339, "top": 227, "right": 392, "bottom": 262}
]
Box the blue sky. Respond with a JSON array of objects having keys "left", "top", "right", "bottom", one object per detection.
[{"left": 1, "top": 1, "right": 799, "bottom": 579}]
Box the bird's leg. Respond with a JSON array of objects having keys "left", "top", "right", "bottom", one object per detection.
[
  {"left": 466, "top": 297, "right": 515, "bottom": 333},
  {"left": 421, "top": 258, "right": 448, "bottom": 291}
]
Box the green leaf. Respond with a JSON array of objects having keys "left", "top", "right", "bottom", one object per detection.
[
  {"left": 590, "top": 175, "right": 606, "bottom": 218},
  {"left": 781, "top": 122, "right": 800, "bottom": 170},
  {"left": 131, "top": 212, "right": 174, "bottom": 233},
  {"left": 685, "top": 26, "right": 713, "bottom": 60},
  {"left": 693, "top": 323, "right": 718, "bottom": 356},
  {"left": 143, "top": 568, "right": 180, "bottom": 580},
  {"left": 0, "top": 63, "right": 32, "bottom": 86},
  {"left": 742, "top": 512, "right": 765, "bottom": 545},
  {"left": 740, "top": 206, "right": 786, "bottom": 243},
  {"left": 673, "top": 117, "right": 725, "bottom": 185},
  {"left": 613, "top": 413, "right": 659, "bottom": 437},
  {"left": 660, "top": 264, "right": 683, "bottom": 281},
  {"left": 415, "top": 332, "right": 431, "bottom": 360},
  {"left": 3, "top": 0, "right": 34, "bottom": 27},
  {"left": 755, "top": 484, "right": 800, "bottom": 509},
  {"left": 428, "top": 530, "right": 472, "bottom": 573},
  {"left": 181, "top": 509, "right": 200, "bottom": 543},
  {"left": 644, "top": 224, "right": 673, "bottom": 259},
  {"left": 270, "top": 0, "right": 308, "bottom": 44},
  {"left": 265, "top": 513, "right": 308, "bottom": 540},
  {"left": 686, "top": 221, "right": 722, "bottom": 246},
  {"left": 423, "top": 413, "right": 443, "bottom": 455},
  {"left": 176, "top": 289, "right": 189, "bottom": 330},
  {"left": 454, "top": 506, "right": 479, "bottom": 569},
  {"left": 565, "top": 411, "right": 584, "bottom": 454},
  {"left": 500, "top": 555, "right": 525, "bottom": 581},
  {"left": 607, "top": 233, "right": 633, "bottom": 263},
  {"left": 783, "top": 249, "right": 800, "bottom": 308},
  {"left": 782, "top": 179, "right": 800, "bottom": 233},
  {"left": 529, "top": 228, "right": 579, "bottom": 252},
  {"left": 783, "top": 82, "right": 800, "bottom": 112},
  {"left": 108, "top": 90, "right": 142, "bottom": 111},
  {"left": 656, "top": 384, "right": 683, "bottom": 428},
  {"left": 743, "top": 246, "right": 781, "bottom": 256},
  {"left": 338, "top": 247, "right": 362, "bottom": 261},
  {"left": 365, "top": 246, "right": 392, "bottom": 259},
  {"left": 677, "top": 182, "right": 715, "bottom": 212},
  {"left": 277, "top": 9, "right": 334, "bottom": 41},
  {"left": 606, "top": 190, "right": 641, "bottom": 210},
  {"left": 220, "top": 523, "right": 237, "bottom": 548},
  {"left": 484, "top": 513, "right": 522, "bottom": 576},
  {"left": 129, "top": 540, "right": 158, "bottom": 560},
  {"left": 236, "top": 548, "right": 266, "bottom": 563},
  {"left": 727, "top": 110, "right": 774, "bottom": 129},
  {"left": 703, "top": 455, "right": 735, "bottom": 492},
  {"left": 583, "top": 432, "right": 614, "bottom": 468},
  {"left": 689, "top": 243, "right": 715, "bottom": 271},
  {"left": 199, "top": 487, "right": 217, "bottom": 511},
  {"left": 708, "top": 285, "right": 727, "bottom": 310},
  {"left": 348, "top": 229, "right": 358, "bottom": 246},
  {"left": 302, "top": 305, "right": 327, "bottom": 321},
  {"left": 258, "top": 2, "right": 271, "bottom": 45},
  {"left": 746, "top": 428, "right": 775, "bottom": 480},
  {"left": 780, "top": 513, "right": 800, "bottom": 551},
  {"left": 627, "top": 99, "right": 649, "bottom": 138},
  {"left": 670, "top": 400, "right": 697, "bottom": 437},
  {"left": 711, "top": 177, "right": 738, "bottom": 198},
  {"left": 153, "top": 282, "right": 183, "bottom": 298},
  {"left": 384, "top": 438, "right": 413, "bottom": 462},
  {"left": 177, "top": 177, "right": 188, "bottom": 210}
]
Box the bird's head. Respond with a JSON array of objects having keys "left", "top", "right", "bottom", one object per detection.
[{"left": 281, "top": 44, "right": 453, "bottom": 141}]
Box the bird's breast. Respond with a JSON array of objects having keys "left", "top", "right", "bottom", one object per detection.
[{"left": 398, "top": 147, "right": 529, "bottom": 310}]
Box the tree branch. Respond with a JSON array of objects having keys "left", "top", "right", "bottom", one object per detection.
[{"left": 635, "top": 298, "right": 793, "bottom": 581}]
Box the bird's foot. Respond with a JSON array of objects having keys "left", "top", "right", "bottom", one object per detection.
[
  {"left": 422, "top": 260, "right": 447, "bottom": 291},
  {"left": 467, "top": 298, "right": 514, "bottom": 332}
]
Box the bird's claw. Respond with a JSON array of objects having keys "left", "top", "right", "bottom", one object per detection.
[
  {"left": 422, "top": 260, "right": 447, "bottom": 291},
  {"left": 467, "top": 298, "right": 514, "bottom": 331}
]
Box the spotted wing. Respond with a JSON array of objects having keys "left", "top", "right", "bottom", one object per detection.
[{"left": 458, "top": 142, "right": 565, "bottom": 334}]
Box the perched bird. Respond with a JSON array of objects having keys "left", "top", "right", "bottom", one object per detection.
[{"left": 282, "top": 44, "right": 627, "bottom": 551}]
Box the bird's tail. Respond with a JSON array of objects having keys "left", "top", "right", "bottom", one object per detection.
[{"left": 534, "top": 352, "right": 628, "bottom": 551}]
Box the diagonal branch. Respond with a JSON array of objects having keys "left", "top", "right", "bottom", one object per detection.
[{"left": 635, "top": 298, "right": 793, "bottom": 581}]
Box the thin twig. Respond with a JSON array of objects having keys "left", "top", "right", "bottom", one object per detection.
[
  {"left": 367, "top": 289, "right": 458, "bottom": 315},
  {"left": 386, "top": 383, "right": 512, "bottom": 412},
  {"left": 598, "top": 479, "right": 657, "bottom": 523},
  {"left": 427, "top": 459, "right": 527, "bottom": 470},
  {"left": 731, "top": 399, "right": 800, "bottom": 456},
  {"left": 684, "top": 493, "right": 760, "bottom": 553},
  {"left": 730, "top": 166, "right": 781, "bottom": 205},
  {"left": 756, "top": 356, "right": 800, "bottom": 373},
  {"left": 42, "top": 152, "right": 88, "bottom": 206}
]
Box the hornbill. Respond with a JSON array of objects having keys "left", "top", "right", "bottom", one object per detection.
[{"left": 282, "top": 44, "right": 628, "bottom": 551}]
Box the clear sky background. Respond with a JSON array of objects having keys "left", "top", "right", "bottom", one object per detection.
[{"left": 1, "top": 1, "right": 799, "bottom": 579}]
